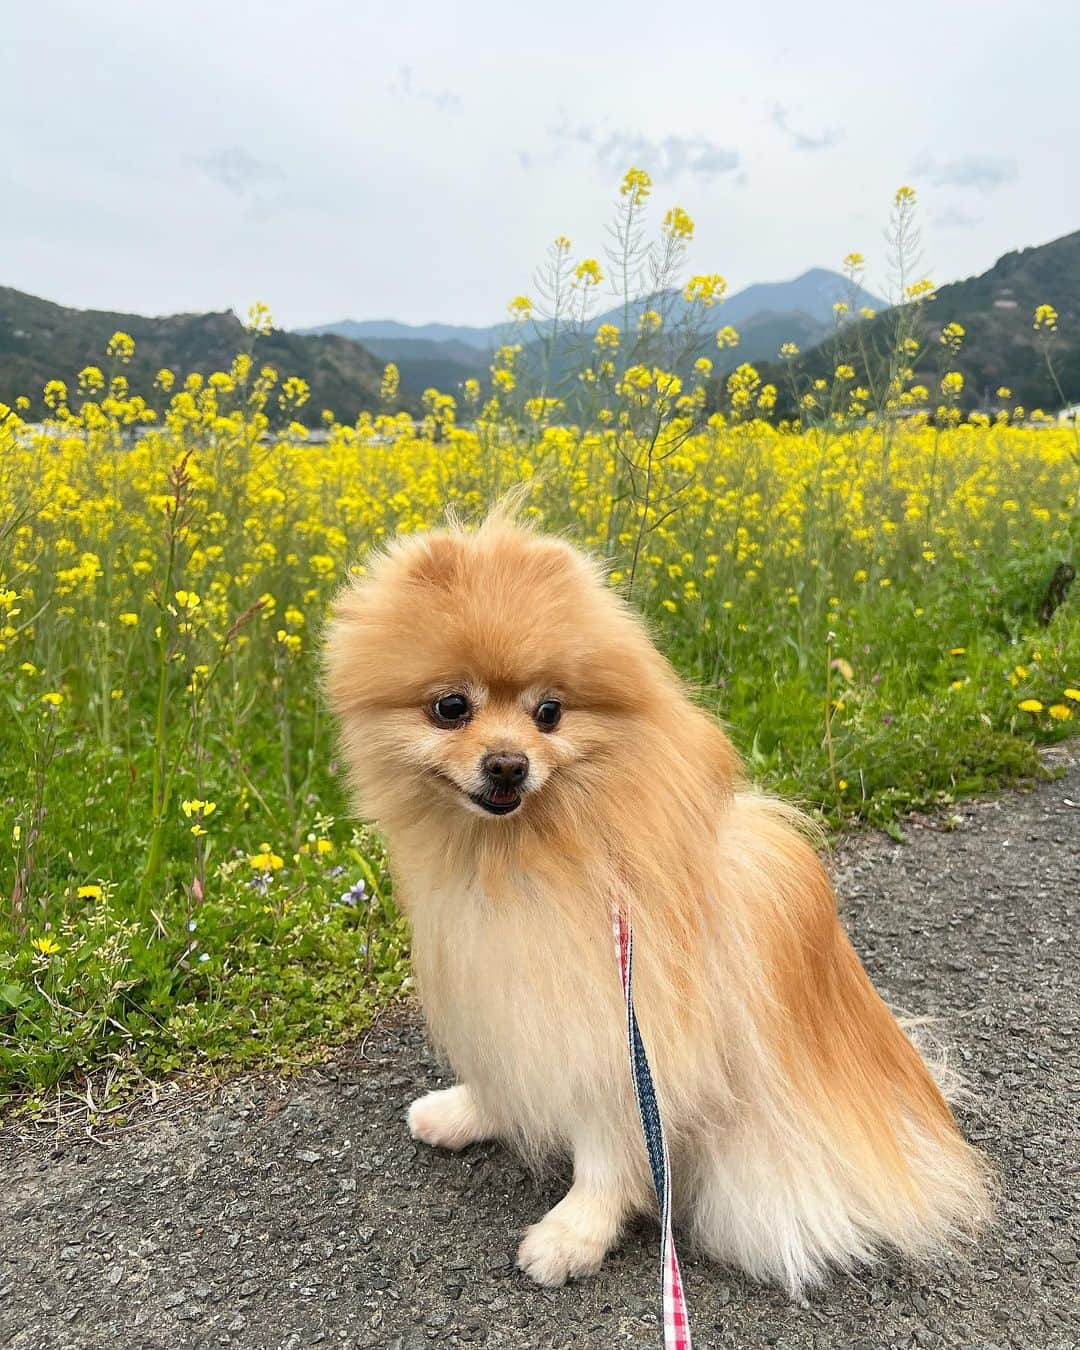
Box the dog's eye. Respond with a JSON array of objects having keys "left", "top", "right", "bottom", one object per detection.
[
  {"left": 534, "top": 699, "right": 562, "bottom": 731},
  {"left": 431, "top": 693, "right": 471, "bottom": 726}
]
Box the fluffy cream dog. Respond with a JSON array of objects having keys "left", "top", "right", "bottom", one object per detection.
[{"left": 325, "top": 510, "right": 993, "bottom": 1293}]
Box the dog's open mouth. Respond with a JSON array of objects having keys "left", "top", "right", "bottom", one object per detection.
[{"left": 470, "top": 784, "right": 522, "bottom": 815}]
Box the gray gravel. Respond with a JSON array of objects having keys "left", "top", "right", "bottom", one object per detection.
[{"left": 2, "top": 758, "right": 1078, "bottom": 1350}]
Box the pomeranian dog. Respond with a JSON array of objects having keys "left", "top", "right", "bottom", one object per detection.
[{"left": 325, "top": 507, "right": 993, "bottom": 1294}]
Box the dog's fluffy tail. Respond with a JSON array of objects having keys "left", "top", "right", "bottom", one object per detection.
[{"left": 685, "top": 794, "right": 995, "bottom": 1293}]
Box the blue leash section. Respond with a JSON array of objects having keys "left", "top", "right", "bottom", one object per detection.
[{"left": 614, "top": 907, "right": 692, "bottom": 1349}]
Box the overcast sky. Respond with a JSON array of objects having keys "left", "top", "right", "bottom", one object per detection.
[{"left": 4, "top": 1, "right": 1078, "bottom": 329}]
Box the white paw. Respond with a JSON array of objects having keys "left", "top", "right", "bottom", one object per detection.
[
  {"left": 406, "top": 1086, "right": 484, "bottom": 1151},
  {"left": 516, "top": 1212, "right": 608, "bottom": 1286}
]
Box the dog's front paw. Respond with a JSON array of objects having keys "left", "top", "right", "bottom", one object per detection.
[
  {"left": 517, "top": 1212, "right": 609, "bottom": 1287},
  {"left": 407, "top": 1085, "right": 488, "bottom": 1151}
]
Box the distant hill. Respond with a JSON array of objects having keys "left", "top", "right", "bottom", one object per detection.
[
  {"left": 586, "top": 266, "right": 886, "bottom": 337},
  {"left": 765, "top": 231, "right": 1080, "bottom": 413},
  {"left": 513, "top": 269, "right": 887, "bottom": 401},
  {"left": 301, "top": 318, "right": 500, "bottom": 350},
  {"left": 353, "top": 335, "right": 490, "bottom": 401},
  {"left": 299, "top": 268, "right": 887, "bottom": 397},
  {"left": 0, "top": 288, "right": 384, "bottom": 423}
]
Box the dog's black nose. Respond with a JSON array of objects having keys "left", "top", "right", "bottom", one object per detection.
[{"left": 481, "top": 750, "right": 529, "bottom": 787}]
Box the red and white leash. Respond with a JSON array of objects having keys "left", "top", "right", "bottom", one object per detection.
[{"left": 613, "top": 905, "right": 693, "bottom": 1350}]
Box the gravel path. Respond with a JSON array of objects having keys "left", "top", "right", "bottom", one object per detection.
[{"left": 2, "top": 759, "right": 1078, "bottom": 1350}]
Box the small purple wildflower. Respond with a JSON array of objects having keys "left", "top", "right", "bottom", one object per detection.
[{"left": 339, "top": 879, "right": 368, "bottom": 906}]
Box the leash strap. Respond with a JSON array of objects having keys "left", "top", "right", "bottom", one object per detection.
[{"left": 613, "top": 906, "right": 692, "bottom": 1350}]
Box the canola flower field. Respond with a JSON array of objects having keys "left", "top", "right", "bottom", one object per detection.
[{"left": 1, "top": 185, "right": 1079, "bottom": 1113}]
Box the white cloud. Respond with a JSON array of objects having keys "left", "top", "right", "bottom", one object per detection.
[
  {"left": 912, "top": 154, "right": 1018, "bottom": 192},
  {"left": 771, "top": 105, "right": 843, "bottom": 152}
]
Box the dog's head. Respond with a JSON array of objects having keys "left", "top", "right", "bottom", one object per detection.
[{"left": 325, "top": 511, "right": 681, "bottom": 831}]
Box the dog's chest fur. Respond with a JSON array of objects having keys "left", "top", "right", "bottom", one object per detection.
[{"left": 406, "top": 866, "right": 628, "bottom": 1146}]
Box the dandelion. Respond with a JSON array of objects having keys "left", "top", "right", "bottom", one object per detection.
[
  {"left": 31, "top": 936, "right": 60, "bottom": 956},
  {"left": 1048, "top": 704, "right": 1072, "bottom": 721},
  {"left": 41, "top": 691, "right": 64, "bottom": 708},
  {"left": 1017, "top": 699, "right": 1043, "bottom": 713},
  {"left": 1064, "top": 689, "right": 1080, "bottom": 703},
  {"left": 77, "top": 884, "right": 103, "bottom": 899}
]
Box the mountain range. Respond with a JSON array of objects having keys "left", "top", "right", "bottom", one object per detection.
[
  {"left": 761, "top": 230, "right": 1080, "bottom": 414},
  {"left": 300, "top": 268, "right": 888, "bottom": 398},
  {"left": 0, "top": 288, "right": 383, "bottom": 423},
  {"left": 2, "top": 235, "right": 1078, "bottom": 424}
]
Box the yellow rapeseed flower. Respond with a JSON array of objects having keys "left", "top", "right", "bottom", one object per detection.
[{"left": 1033, "top": 304, "right": 1058, "bottom": 334}]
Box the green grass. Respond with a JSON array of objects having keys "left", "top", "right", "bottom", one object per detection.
[{"left": 2, "top": 568, "right": 1076, "bottom": 1120}]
